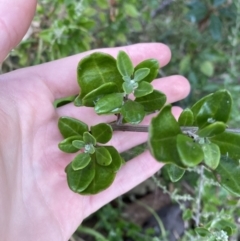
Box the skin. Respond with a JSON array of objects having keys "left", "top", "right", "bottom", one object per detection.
[{"left": 0, "top": 1, "right": 190, "bottom": 240}]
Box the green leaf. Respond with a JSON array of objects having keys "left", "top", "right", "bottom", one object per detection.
[
  {"left": 178, "top": 108, "right": 194, "bottom": 126},
  {"left": 134, "top": 59, "right": 159, "bottom": 83},
  {"left": 65, "top": 160, "right": 95, "bottom": 193},
  {"left": 90, "top": 123, "right": 113, "bottom": 144},
  {"left": 82, "top": 82, "right": 119, "bottom": 107},
  {"left": 116, "top": 51, "right": 134, "bottom": 78},
  {"left": 72, "top": 140, "right": 85, "bottom": 149},
  {"left": 210, "top": 14, "right": 222, "bottom": 41},
  {"left": 58, "top": 117, "right": 88, "bottom": 138},
  {"left": 212, "top": 219, "right": 237, "bottom": 235},
  {"left": 165, "top": 164, "right": 185, "bottom": 182},
  {"left": 177, "top": 134, "right": 204, "bottom": 167},
  {"left": 195, "top": 227, "right": 211, "bottom": 237},
  {"left": 148, "top": 105, "right": 183, "bottom": 166},
  {"left": 83, "top": 132, "right": 96, "bottom": 145},
  {"left": 135, "top": 90, "right": 166, "bottom": 112},
  {"left": 58, "top": 136, "right": 83, "bottom": 153},
  {"left": 200, "top": 61, "right": 214, "bottom": 77},
  {"left": 202, "top": 143, "right": 220, "bottom": 169},
  {"left": 74, "top": 95, "right": 82, "bottom": 107},
  {"left": 134, "top": 81, "right": 153, "bottom": 98},
  {"left": 95, "top": 93, "right": 124, "bottom": 114},
  {"left": 179, "top": 55, "right": 191, "bottom": 74},
  {"left": 191, "top": 93, "right": 213, "bottom": 122},
  {"left": 182, "top": 209, "right": 192, "bottom": 221},
  {"left": 197, "top": 121, "right": 226, "bottom": 137},
  {"left": 209, "top": 132, "right": 240, "bottom": 161},
  {"left": 54, "top": 95, "right": 76, "bottom": 108},
  {"left": 77, "top": 52, "right": 123, "bottom": 100},
  {"left": 196, "top": 90, "right": 232, "bottom": 128},
  {"left": 124, "top": 3, "right": 139, "bottom": 18},
  {"left": 121, "top": 100, "right": 145, "bottom": 124},
  {"left": 104, "top": 146, "right": 123, "bottom": 171},
  {"left": 80, "top": 146, "right": 122, "bottom": 194},
  {"left": 133, "top": 68, "right": 150, "bottom": 82},
  {"left": 95, "top": 147, "right": 112, "bottom": 166},
  {"left": 213, "top": 156, "right": 240, "bottom": 196},
  {"left": 72, "top": 153, "right": 91, "bottom": 170},
  {"left": 122, "top": 81, "right": 135, "bottom": 94}
]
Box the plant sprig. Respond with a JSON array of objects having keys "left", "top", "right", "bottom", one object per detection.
[{"left": 57, "top": 51, "right": 240, "bottom": 199}]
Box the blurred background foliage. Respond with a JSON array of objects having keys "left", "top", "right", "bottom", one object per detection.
[{"left": 2, "top": 0, "right": 240, "bottom": 240}]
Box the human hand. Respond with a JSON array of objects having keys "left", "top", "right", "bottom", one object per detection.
[{"left": 0, "top": 1, "right": 190, "bottom": 241}]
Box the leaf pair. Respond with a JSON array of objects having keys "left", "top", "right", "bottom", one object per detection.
[
  {"left": 65, "top": 146, "right": 123, "bottom": 195},
  {"left": 117, "top": 51, "right": 153, "bottom": 98},
  {"left": 58, "top": 117, "right": 123, "bottom": 194},
  {"left": 58, "top": 117, "right": 113, "bottom": 153},
  {"left": 75, "top": 51, "right": 159, "bottom": 106},
  {"left": 149, "top": 90, "right": 240, "bottom": 196},
  {"left": 95, "top": 91, "right": 166, "bottom": 124}
]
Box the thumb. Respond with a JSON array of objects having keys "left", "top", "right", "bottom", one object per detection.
[{"left": 0, "top": 0, "right": 37, "bottom": 63}]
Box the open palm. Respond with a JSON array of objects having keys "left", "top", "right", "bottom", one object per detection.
[{"left": 0, "top": 2, "right": 190, "bottom": 241}]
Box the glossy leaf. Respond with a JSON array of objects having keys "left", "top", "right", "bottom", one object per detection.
[
  {"left": 80, "top": 146, "right": 122, "bottom": 194},
  {"left": 213, "top": 156, "right": 240, "bottom": 196},
  {"left": 134, "top": 81, "right": 153, "bottom": 98},
  {"left": 135, "top": 90, "right": 166, "bottom": 112},
  {"left": 95, "top": 146, "right": 112, "bottom": 166},
  {"left": 65, "top": 160, "right": 95, "bottom": 193},
  {"left": 104, "top": 146, "right": 123, "bottom": 171},
  {"left": 122, "top": 81, "right": 135, "bottom": 94},
  {"left": 72, "top": 153, "right": 91, "bottom": 170},
  {"left": 90, "top": 123, "right": 113, "bottom": 144},
  {"left": 148, "top": 105, "right": 183, "bottom": 166},
  {"left": 58, "top": 136, "right": 83, "bottom": 153},
  {"left": 58, "top": 117, "right": 88, "bottom": 138},
  {"left": 116, "top": 51, "right": 134, "bottom": 78},
  {"left": 134, "top": 59, "right": 159, "bottom": 83},
  {"left": 82, "top": 82, "right": 119, "bottom": 107},
  {"left": 190, "top": 93, "right": 213, "bottom": 123},
  {"left": 95, "top": 93, "right": 123, "bottom": 114},
  {"left": 209, "top": 132, "right": 240, "bottom": 161},
  {"left": 54, "top": 95, "right": 76, "bottom": 108},
  {"left": 72, "top": 140, "right": 85, "bottom": 149},
  {"left": 133, "top": 68, "right": 150, "bottom": 82},
  {"left": 165, "top": 163, "right": 185, "bottom": 182},
  {"left": 178, "top": 108, "right": 194, "bottom": 126},
  {"left": 196, "top": 90, "right": 232, "bottom": 128},
  {"left": 177, "top": 134, "right": 204, "bottom": 167},
  {"left": 77, "top": 52, "right": 123, "bottom": 99},
  {"left": 121, "top": 100, "right": 145, "bottom": 124},
  {"left": 197, "top": 121, "right": 226, "bottom": 137},
  {"left": 202, "top": 143, "right": 220, "bottom": 170},
  {"left": 83, "top": 132, "right": 96, "bottom": 145},
  {"left": 74, "top": 95, "right": 82, "bottom": 107}
]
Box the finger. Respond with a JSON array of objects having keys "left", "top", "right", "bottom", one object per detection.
[
  {"left": 0, "top": 0, "right": 37, "bottom": 62},
  {"left": 82, "top": 150, "right": 163, "bottom": 219},
  {"left": 56, "top": 75, "right": 190, "bottom": 118},
  {"left": 9, "top": 43, "right": 170, "bottom": 99}
]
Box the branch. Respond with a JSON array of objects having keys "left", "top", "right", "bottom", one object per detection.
[{"left": 110, "top": 123, "right": 240, "bottom": 134}]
